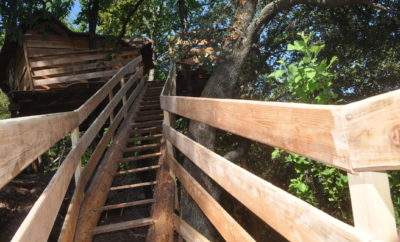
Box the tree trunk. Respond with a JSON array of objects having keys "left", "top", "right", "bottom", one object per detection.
[{"left": 88, "top": 0, "right": 100, "bottom": 49}]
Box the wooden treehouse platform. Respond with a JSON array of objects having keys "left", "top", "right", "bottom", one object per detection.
[{"left": 1, "top": 46, "right": 400, "bottom": 241}]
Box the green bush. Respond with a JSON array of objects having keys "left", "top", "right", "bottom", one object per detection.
[{"left": 0, "top": 90, "right": 10, "bottom": 119}]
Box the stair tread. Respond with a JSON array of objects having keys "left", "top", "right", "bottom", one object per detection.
[
  {"left": 100, "top": 198, "right": 155, "bottom": 211},
  {"left": 110, "top": 181, "right": 157, "bottom": 191},
  {"left": 124, "top": 143, "right": 161, "bottom": 152},
  {"left": 122, "top": 152, "right": 162, "bottom": 162},
  {"left": 131, "top": 120, "right": 162, "bottom": 128},
  {"left": 92, "top": 217, "right": 153, "bottom": 235},
  {"left": 118, "top": 165, "right": 160, "bottom": 175},
  {"left": 128, "top": 134, "right": 163, "bottom": 142}
]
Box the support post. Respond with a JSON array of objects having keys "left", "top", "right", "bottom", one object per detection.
[
  {"left": 108, "top": 92, "right": 114, "bottom": 122},
  {"left": 71, "top": 128, "right": 82, "bottom": 185},
  {"left": 121, "top": 77, "right": 127, "bottom": 117},
  {"left": 348, "top": 171, "right": 398, "bottom": 242}
]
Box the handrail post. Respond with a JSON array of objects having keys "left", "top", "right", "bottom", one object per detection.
[
  {"left": 121, "top": 77, "right": 127, "bottom": 117},
  {"left": 348, "top": 171, "right": 398, "bottom": 242},
  {"left": 71, "top": 127, "right": 82, "bottom": 185},
  {"left": 108, "top": 92, "right": 114, "bottom": 122}
]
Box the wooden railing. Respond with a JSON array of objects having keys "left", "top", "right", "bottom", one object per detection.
[
  {"left": 0, "top": 55, "right": 147, "bottom": 242},
  {"left": 160, "top": 65, "right": 400, "bottom": 242}
]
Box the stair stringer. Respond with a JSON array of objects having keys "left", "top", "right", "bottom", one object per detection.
[{"left": 73, "top": 83, "right": 149, "bottom": 242}]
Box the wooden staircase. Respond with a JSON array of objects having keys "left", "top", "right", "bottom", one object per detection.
[{"left": 90, "top": 82, "right": 165, "bottom": 241}]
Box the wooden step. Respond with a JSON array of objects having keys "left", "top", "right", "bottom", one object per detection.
[
  {"left": 139, "top": 104, "right": 161, "bottom": 110},
  {"left": 110, "top": 181, "right": 157, "bottom": 191},
  {"left": 136, "top": 109, "right": 162, "bottom": 116},
  {"left": 124, "top": 143, "right": 161, "bottom": 152},
  {"left": 127, "top": 134, "right": 163, "bottom": 143},
  {"left": 122, "top": 152, "right": 162, "bottom": 163},
  {"left": 92, "top": 218, "right": 153, "bottom": 235},
  {"left": 132, "top": 126, "right": 162, "bottom": 135},
  {"left": 117, "top": 165, "right": 160, "bottom": 175},
  {"left": 100, "top": 198, "right": 155, "bottom": 211},
  {"left": 141, "top": 100, "right": 160, "bottom": 106},
  {"left": 135, "top": 114, "right": 163, "bottom": 122},
  {"left": 131, "top": 120, "right": 162, "bottom": 129}
]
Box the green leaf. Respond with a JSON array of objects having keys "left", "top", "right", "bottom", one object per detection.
[{"left": 268, "top": 70, "right": 285, "bottom": 79}]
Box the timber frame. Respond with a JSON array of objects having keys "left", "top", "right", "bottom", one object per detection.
[{"left": 0, "top": 59, "right": 399, "bottom": 241}]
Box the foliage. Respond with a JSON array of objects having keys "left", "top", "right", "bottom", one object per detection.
[
  {"left": 0, "top": 90, "right": 10, "bottom": 119},
  {"left": 268, "top": 32, "right": 337, "bottom": 104},
  {"left": 268, "top": 33, "right": 350, "bottom": 219}
]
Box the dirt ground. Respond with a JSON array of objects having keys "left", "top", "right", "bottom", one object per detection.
[{"left": 0, "top": 169, "right": 72, "bottom": 242}]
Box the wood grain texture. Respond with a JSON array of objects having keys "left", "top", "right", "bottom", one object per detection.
[
  {"left": 0, "top": 111, "right": 79, "bottom": 189},
  {"left": 30, "top": 50, "right": 137, "bottom": 68},
  {"left": 345, "top": 89, "right": 400, "bottom": 171},
  {"left": 93, "top": 218, "right": 154, "bottom": 235},
  {"left": 12, "top": 63, "right": 143, "bottom": 242},
  {"left": 164, "top": 125, "right": 370, "bottom": 242},
  {"left": 166, "top": 154, "right": 256, "bottom": 242},
  {"left": 33, "top": 69, "right": 118, "bottom": 86},
  {"left": 348, "top": 172, "right": 398, "bottom": 242},
  {"left": 172, "top": 214, "right": 210, "bottom": 242},
  {"left": 161, "top": 96, "right": 350, "bottom": 170}
]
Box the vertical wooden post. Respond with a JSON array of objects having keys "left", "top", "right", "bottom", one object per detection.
[
  {"left": 121, "top": 77, "right": 127, "bottom": 117},
  {"left": 348, "top": 171, "right": 398, "bottom": 242},
  {"left": 71, "top": 128, "right": 82, "bottom": 185},
  {"left": 108, "top": 92, "right": 114, "bottom": 122}
]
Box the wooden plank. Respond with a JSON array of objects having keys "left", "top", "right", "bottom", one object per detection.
[
  {"left": 12, "top": 62, "right": 143, "bottom": 242},
  {"left": 0, "top": 111, "right": 79, "bottom": 189},
  {"left": 30, "top": 50, "right": 137, "bottom": 68},
  {"left": 122, "top": 152, "right": 161, "bottom": 163},
  {"left": 33, "top": 69, "right": 118, "bottom": 86},
  {"left": 124, "top": 143, "right": 160, "bottom": 152},
  {"left": 92, "top": 218, "right": 153, "bottom": 235},
  {"left": 109, "top": 181, "right": 157, "bottom": 191},
  {"left": 345, "top": 89, "right": 400, "bottom": 171},
  {"left": 77, "top": 57, "right": 142, "bottom": 123},
  {"left": 161, "top": 96, "right": 351, "bottom": 171},
  {"left": 26, "top": 39, "right": 83, "bottom": 49},
  {"left": 71, "top": 128, "right": 82, "bottom": 185},
  {"left": 100, "top": 199, "right": 155, "bottom": 211},
  {"left": 146, "top": 146, "right": 175, "bottom": 242},
  {"left": 117, "top": 165, "right": 160, "bottom": 175},
  {"left": 166, "top": 154, "right": 256, "bottom": 242},
  {"left": 164, "top": 125, "right": 370, "bottom": 242},
  {"left": 32, "top": 59, "right": 128, "bottom": 77},
  {"left": 348, "top": 172, "right": 398, "bottom": 242},
  {"left": 172, "top": 214, "right": 210, "bottom": 242},
  {"left": 59, "top": 107, "right": 125, "bottom": 242},
  {"left": 74, "top": 85, "right": 148, "bottom": 242}
]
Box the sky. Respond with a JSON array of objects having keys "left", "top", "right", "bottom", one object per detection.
[{"left": 67, "top": 1, "right": 81, "bottom": 25}]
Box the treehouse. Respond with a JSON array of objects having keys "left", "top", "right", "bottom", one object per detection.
[{"left": 0, "top": 13, "right": 153, "bottom": 117}]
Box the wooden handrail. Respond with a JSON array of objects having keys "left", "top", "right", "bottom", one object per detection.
[
  {"left": 1, "top": 55, "right": 145, "bottom": 242},
  {"left": 161, "top": 89, "right": 400, "bottom": 172},
  {"left": 160, "top": 71, "right": 399, "bottom": 242},
  {"left": 164, "top": 125, "right": 368, "bottom": 242},
  {"left": 0, "top": 56, "right": 142, "bottom": 190}
]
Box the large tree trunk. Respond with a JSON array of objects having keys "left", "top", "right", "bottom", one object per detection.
[
  {"left": 180, "top": 0, "right": 383, "bottom": 240},
  {"left": 88, "top": 0, "right": 100, "bottom": 49}
]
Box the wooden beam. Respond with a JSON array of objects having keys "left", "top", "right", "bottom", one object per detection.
[
  {"left": 33, "top": 69, "right": 118, "bottom": 86},
  {"left": 92, "top": 218, "right": 154, "bottom": 235},
  {"left": 167, "top": 154, "right": 256, "bottom": 242},
  {"left": 71, "top": 128, "right": 82, "bottom": 185},
  {"left": 12, "top": 62, "right": 143, "bottom": 242},
  {"left": 161, "top": 96, "right": 351, "bottom": 171},
  {"left": 164, "top": 125, "right": 369, "bottom": 242},
  {"left": 172, "top": 214, "right": 210, "bottom": 242},
  {"left": 348, "top": 172, "right": 398, "bottom": 242},
  {"left": 73, "top": 84, "right": 148, "bottom": 242},
  {"left": 30, "top": 50, "right": 137, "bottom": 68},
  {"left": 345, "top": 89, "right": 400, "bottom": 171},
  {"left": 0, "top": 111, "right": 79, "bottom": 189}
]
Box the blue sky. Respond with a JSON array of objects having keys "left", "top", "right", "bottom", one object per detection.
[{"left": 67, "top": 1, "right": 81, "bottom": 24}]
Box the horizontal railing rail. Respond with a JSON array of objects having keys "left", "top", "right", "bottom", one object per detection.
[
  {"left": 0, "top": 55, "right": 147, "bottom": 242},
  {"left": 161, "top": 64, "right": 399, "bottom": 242}
]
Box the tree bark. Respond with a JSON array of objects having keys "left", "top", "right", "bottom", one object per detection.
[
  {"left": 88, "top": 0, "right": 100, "bottom": 49},
  {"left": 181, "top": 0, "right": 387, "bottom": 240}
]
